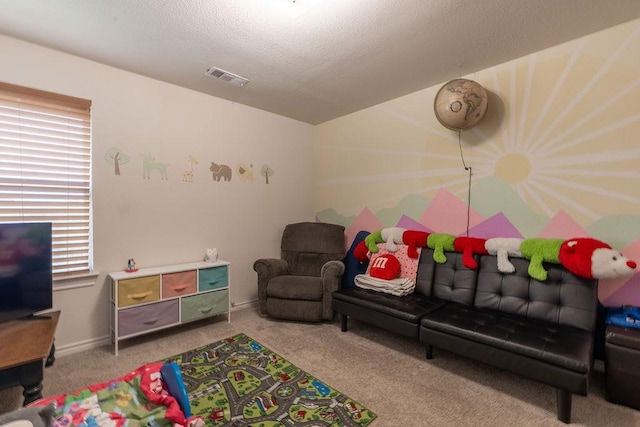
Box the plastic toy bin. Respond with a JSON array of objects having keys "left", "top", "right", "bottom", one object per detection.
[{"left": 605, "top": 325, "right": 640, "bottom": 410}]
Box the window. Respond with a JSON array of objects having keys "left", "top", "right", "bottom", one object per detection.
[{"left": 0, "top": 82, "right": 92, "bottom": 278}]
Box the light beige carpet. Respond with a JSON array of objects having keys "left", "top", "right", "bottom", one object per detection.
[{"left": 1, "top": 306, "right": 639, "bottom": 426}]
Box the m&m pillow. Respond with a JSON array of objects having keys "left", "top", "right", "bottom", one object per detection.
[
  {"left": 366, "top": 243, "right": 421, "bottom": 281},
  {"left": 368, "top": 253, "right": 401, "bottom": 280}
]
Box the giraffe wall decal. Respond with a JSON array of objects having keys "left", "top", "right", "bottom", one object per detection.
[{"left": 182, "top": 155, "right": 198, "bottom": 182}]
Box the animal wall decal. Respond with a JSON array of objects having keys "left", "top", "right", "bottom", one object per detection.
[
  {"left": 353, "top": 228, "right": 637, "bottom": 281},
  {"left": 182, "top": 155, "right": 198, "bottom": 183},
  {"left": 108, "top": 150, "right": 275, "bottom": 185},
  {"left": 209, "top": 161, "right": 232, "bottom": 182},
  {"left": 141, "top": 154, "right": 169, "bottom": 180},
  {"left": 237, "top": 163, "right": 255, "bottom": 183}
]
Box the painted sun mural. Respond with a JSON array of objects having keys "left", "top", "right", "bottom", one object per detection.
[
  {"left": 315, "top": 19, "right": 640, "bottom": 306},
  {"left": 470, "top": 33, "right": 640, "bottom": 224}
]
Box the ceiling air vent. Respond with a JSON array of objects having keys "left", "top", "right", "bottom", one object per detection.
[{"left": 205, "top": 67, "right": 249, "bottom": 87}]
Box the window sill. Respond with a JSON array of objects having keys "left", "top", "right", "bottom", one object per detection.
[{"left": 53, "top": 272, "right": 100, "bottom": 291}]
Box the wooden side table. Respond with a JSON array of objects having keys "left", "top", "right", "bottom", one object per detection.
[{"left": 0, "top": 311, "right": 60, "bottom": 406}]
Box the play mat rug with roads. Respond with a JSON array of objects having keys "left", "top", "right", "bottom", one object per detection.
[{"left": 165, "top": 333, "right": 377, "bottom": 426}]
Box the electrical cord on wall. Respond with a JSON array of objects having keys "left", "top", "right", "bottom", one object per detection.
[{"left": 458, "top": 130, "right": 472, "bottom": 237}]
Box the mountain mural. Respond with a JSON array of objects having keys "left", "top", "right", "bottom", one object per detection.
[
  {"left": 470, "top": 176, "right": 551, "bottom": 237},
  {"left": 319, "top": 185, "right": 640, "bottom": 307}
]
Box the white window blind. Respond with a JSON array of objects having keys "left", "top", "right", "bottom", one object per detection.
[{"left": 0, "top": 82, "right": 92, "bottom": 278}]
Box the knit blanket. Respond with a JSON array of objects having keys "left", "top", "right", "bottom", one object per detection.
[{"left": 354, "top": 274, "right": 415, "bottom": 296}]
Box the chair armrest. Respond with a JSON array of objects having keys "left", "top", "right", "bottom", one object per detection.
[
  {"left": 253, "top": 258, "right": 289, "bottom": 314},
  {"left": 320, "top": 260, "right": 345, "bottom": 320}
]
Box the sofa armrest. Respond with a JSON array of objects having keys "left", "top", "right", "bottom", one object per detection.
[
  {"left": 253, "top": 258, "right": 289, "bottom": 314},
  {"left": 321, "top": 260, "right": 346, "bottom": 320}
]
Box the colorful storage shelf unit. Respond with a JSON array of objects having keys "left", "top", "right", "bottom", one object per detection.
[{"left": 109, "top": 261, "right": 230, "bottom": 355}]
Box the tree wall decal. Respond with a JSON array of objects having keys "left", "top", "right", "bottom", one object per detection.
[
  {"left": 260, "top": 164, "right": 274, "bottom": 184},
  {"left": 104, "top": 147, "right": 131, "bottom": 175}
]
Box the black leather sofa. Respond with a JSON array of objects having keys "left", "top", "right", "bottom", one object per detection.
[{"left": 333, "top": 247, "right": 598, "bottom": 424}]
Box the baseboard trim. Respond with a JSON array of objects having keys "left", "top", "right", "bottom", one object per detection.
[
  {"left": 54, "top": 302, "right": 258, "bottom": 357},
  {"left": 231, "top": 299, "right": 258, "bottom": 311},
  {"left": 55, "top": 335, "right": 111, "bottom": 357}
]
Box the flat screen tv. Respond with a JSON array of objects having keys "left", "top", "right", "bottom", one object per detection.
[{"left": 0, "top": 222, "right": 53, "bottom": 323}]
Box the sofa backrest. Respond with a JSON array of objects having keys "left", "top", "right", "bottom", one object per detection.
[
  {"left": 415, "top": 248, "right": 599, "bottom": 332},
  {"left": 475, "top": 255, "right": 599, "bottom": 332},
  {"left": 415, "top": 249, "right": 478, "bottom": 305}
]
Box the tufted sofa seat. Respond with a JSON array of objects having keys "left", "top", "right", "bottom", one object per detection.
[{"left": 333, "top": 247, "right": 598, "bottom": 424}]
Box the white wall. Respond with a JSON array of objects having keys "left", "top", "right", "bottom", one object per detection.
[{"left": 0, "top": 34, "right": 315, "bottom": 350}]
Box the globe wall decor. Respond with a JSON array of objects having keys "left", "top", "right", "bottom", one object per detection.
[{"left": 433, "top": 78, "right": 488, "bottom": 131}]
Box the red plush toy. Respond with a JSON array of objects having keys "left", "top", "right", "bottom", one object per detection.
[
  {"left": 353, "top": 240, "right": 370, "bottom": 262},
  {"left": 559, "top": 237, "right": 637, "bottom": 279},
  {"left": 453, "top": 236, "right": 488, "bottom": 269},
  {"left": 402, "top": 230, "right": 429, "bottom": 259}
]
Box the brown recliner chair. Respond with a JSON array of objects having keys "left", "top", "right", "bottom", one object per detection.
[{"left": 254, "top": 222, "right": 346, "bottom": 322}]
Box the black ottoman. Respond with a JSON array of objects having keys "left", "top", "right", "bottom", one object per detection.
[{"left": 605, "top": 325, "right": 640, "bottom": 410}]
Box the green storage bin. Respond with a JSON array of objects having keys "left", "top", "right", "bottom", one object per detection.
[{"left": 181, "top": 289, "right": 229, "bottom": 322}]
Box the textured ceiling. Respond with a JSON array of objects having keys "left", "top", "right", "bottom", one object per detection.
[{"left": 2, "top": 0, "right": 640, "bottom": 124}]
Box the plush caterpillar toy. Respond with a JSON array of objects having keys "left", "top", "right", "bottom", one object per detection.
[
  {"left": 453, "top": 236, "right": 488, "bottom": 269},
  {"left": 427, "top": 233, "right": 456, "bottom": 264},
  {"left": 559, "top": 238, "right": 637, "bottom": 279},
  {"left": 519, "top": 238, "right": 564, "bottom": 281},
  {"left": 351, "top": 229, "right": 637, "bottom": 280},
  {"left": 485, "top": 238, "right": 523, "bottom": 274}
]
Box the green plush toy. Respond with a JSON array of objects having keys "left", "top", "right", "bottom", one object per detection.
[
  {"left": 519, "top": 238, "right": 564, "bottom": 281},
  {"left": 427, "top": 233, "right": 456, "bottom": 264},
  {"left": 364, "top": 229, "right": 384, "bottom": 253}
]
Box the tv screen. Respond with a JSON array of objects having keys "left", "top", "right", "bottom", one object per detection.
[{"left": 0, "top": 222, "right": 53, "bottom": 323}]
